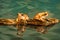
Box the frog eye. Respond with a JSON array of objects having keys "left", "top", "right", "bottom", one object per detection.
[{"left": 44, "top": 14, "right": 47, "bottom": 15}]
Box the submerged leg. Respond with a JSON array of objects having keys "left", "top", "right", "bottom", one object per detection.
[
  {"left": 36, "top": 26, "right": 48, "bottom": 34},
  {"left": 17, "top": 25, "right": 26, "bottom": 37}
]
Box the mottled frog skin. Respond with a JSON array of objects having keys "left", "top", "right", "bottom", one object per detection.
[{"left": 0, "top": 0, "right": 60, "bottom": 40}]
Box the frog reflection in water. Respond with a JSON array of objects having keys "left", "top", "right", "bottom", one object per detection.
[
  {"left": 15, "top": 12, "right": 59, "bottom": 36},
  {"left": 16, "top": 12, "right": 49, "bottom": 35},
  {"left": 33, "top": 12, "right": 49, "bottom": 33},
  {"left": 16, "top": 13, "right": 29, "bottom": 36}
]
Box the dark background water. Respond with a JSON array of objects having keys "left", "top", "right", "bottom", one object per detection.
[{"left": 0, "top": 0, "right": 60, "bottom": 40}]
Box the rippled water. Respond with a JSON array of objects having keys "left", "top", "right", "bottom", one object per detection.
[{"left": 0, "top": 0, "right": 60, "bottom": 40}]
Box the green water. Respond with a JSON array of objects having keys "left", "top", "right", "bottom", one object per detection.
[{"left": 0, "top": 0, "right": 60, "bottom": 40}]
